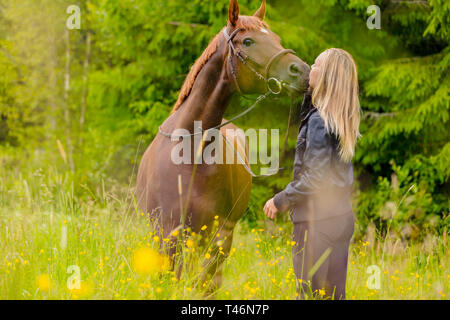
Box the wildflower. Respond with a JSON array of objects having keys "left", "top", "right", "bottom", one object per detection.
[
  {"left": 318, "top": 289, "right": 325, "bottom": 296},
  {"left": 37, "top": 274, "right": 51, "bottom": 291},
  {"left": 171, "top": 230, "right": 179, "bottom": 237},
  {"left": 153, "top": 236, "right": 160, "bottom": 242},
  {"left": 205, "top": 253, "right": 211, "bottom": 259},
  {"left": 186, "top": 239, "right": 194, "bottom": 248},
  {"left": 201, "top": 225, "right": 207, "bottom": 231},
  {"left": 132, "top": 247, "right": 169, "bottom": 275},
  {"left": 214, "top": 215, "right": 219, "bottom": 220}
]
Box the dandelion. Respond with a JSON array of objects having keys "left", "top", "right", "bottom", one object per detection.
[
  {"left": 205, "top": 253, "right": 211, "bottom": 259},
  {"left": 201, "top": 225, "right": 207, "bottom": 231},
  {"left": 153, "top": 236, "right": 160, "bottom": 242},
  {"left": 214, "top": 215, "right": 219, "bottom": 220},
  {"left": 37, "top": 274, "right": 51, "bottom": 292},
  {"left": 318, "top": 289, "right": 325, "bottom": 296}
]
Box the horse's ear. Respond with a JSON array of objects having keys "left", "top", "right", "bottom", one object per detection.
[
  {"left": 253, "top": 0, "right": 266, "bottom": 21},
  {"left": 228, "top": 0, "right": 239, "bottom": 27}
]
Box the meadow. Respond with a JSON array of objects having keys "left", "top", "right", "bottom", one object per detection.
[{"left": 1, "top": 165, "right": 448, "bottom": 300}]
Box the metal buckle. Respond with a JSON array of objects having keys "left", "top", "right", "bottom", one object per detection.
[{"left": 267, "top": 77, "right": 283, "bottom": 95}]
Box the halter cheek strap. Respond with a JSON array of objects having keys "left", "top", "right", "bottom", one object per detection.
[{"left": 223, "top": 27, "right": 296, "bottom": 95}]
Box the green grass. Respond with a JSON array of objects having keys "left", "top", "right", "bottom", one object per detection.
[{"left": 0, "top": 166, "right": 448, "bottom": 300}]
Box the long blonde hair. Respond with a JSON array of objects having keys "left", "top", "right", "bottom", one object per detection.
[{"left": 312, "top": 48, "right": 361, "bottom": 163}]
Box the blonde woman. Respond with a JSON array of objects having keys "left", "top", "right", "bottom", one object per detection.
[{"left": 263, "top": 48, "right": 361, "bottom": 300}]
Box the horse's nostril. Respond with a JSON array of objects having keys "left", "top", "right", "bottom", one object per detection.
[{"left": 288, "top": 63, "right": 301, "bottom": 76}]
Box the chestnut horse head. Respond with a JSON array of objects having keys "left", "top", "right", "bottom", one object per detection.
[
  {"left": 137, "top": 0, "right": 309, "bottom": 297},
  {"left": 172, "top": 0, "right": 309, "bottom": 114}
]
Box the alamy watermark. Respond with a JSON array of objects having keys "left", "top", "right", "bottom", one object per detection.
[
  {"left": 170, "top": 121, "right": 280, "bottom": 175},
  {"left": 67, "top": 265, "right": 81, "bottom": 290},
  {"left": 66, "top": 5, "right": 81, "bottom": 30},
  {"left": 366, "top": 265, "right": 381, "bottom": 290},
  {"left": 367, "top": 5, "right": 381, "bottom": 30}
]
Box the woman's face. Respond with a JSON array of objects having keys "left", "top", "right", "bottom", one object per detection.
[{"left": 309, "top": 52, "right": 326, "bottom": 89}]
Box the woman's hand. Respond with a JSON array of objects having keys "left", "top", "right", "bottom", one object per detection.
[{"left": 264, "top": 198, "right": 279, "bottom": 220}]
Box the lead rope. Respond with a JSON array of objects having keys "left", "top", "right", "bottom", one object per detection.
[
  {"left": 280, "top": 96, "right": 295, "bottom": 164},
  {"left": 158, "top": 91, "right": 271, "bottom": 139},
  {"left": 221, "top": 96, "right": 296, "bottom": 178}
]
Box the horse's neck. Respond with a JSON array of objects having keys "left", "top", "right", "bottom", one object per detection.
[{"left": 176, "top": 40, "right": 234, "bottom": 132}]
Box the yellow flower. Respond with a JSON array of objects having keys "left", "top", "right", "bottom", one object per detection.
[
  {"left": 37, "top": 274, "right": 52, "bottom": 292},
  {"left": 205, "top": 253, "right": 211, "bottom": 259},
  {"left": 153, "top": 236, "right": 160, "bottom": 242},
  {"left": 132, "top": 247, "right": 170, "bottom": 275},
  {"left": 156, "top": 287, "right": 162, "bottom": 293},
  {"left": 201, "top": 225, "right": 207, "bottom": 231},
  {"left": 214, "top": 215, "right": 219, "bottom": 220},
  {"left": 186, "top": 239, "right": 194, "bottom": 248},
  {"left": 318, "top": 289, "right": 326, "bottom": 296},
  {"left": 171, "top": 230, "right": 179, "bottom": 237}
]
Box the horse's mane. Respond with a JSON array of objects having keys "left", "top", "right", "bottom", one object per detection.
[{"left": 171, "top": 16, "right": 269, "bottom": 113}]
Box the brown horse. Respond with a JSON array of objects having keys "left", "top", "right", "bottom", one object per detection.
[{"left": 136, "top": 0, "right": 309, "bottom": 293}]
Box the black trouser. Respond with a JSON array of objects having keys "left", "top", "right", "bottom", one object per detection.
[{"left": 292, "top": 212, "right": 354, "bottom": 300}]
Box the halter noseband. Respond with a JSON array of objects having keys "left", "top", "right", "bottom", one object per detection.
[{"left": 223, "top": 27, "right": 296, "bottom": 95}]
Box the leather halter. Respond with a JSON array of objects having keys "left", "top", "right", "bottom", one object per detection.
[{"left": 223, "top": 27, "right": 296, "bottom": 95}]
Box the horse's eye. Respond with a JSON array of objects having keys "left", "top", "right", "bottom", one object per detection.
[{"left": 243, "top": 38, "right": 254, "bottom": 47}]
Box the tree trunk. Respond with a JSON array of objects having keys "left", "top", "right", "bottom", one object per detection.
[
  {"left": 64, "top": 29, "right": 74, "bottom": 170},
  {"left": 80, "top": 30, "right": 91, "bottom": 130}
]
